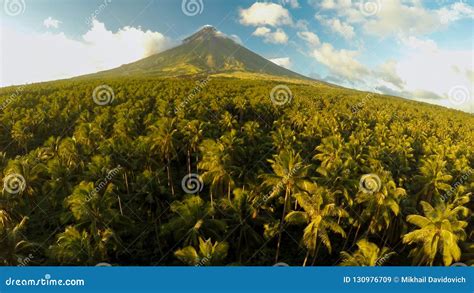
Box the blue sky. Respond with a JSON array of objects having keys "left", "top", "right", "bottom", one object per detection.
[{"left": 1, "top": 0, "right": 473, "bottom": 112}]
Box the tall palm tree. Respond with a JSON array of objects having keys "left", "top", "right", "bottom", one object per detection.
[
  {"left": 149, "top": 117, "right": 178, "bottom": 196},
  {"left": 181, "top": 120, "right": 204, "bottom": 175},
  {"left": 199, "top": 137, "right": 239, "bottom": 204},
  {"left": 174, "top": 237, "right": 229, "bottom": 266},
  {"left": 415, "top": 155, "right": 453, "bottom": 203},
  {"left": 65, "top": 181, "right": 120, "bottom": 232},
  {"left": 340, "top": 239, "right": 395, "bottom": 266},
  {"left": 402, "top": 198, "right": 469, "bottom": 266},
  {"left": 285, "top": 187, "right": 347, "bottom": 266},
  {"left": 0, "top": 211, "right": 32, "bottom": 265},
  {"left": 261, "top": 149, "right": 311, "bottom": 262},
  {"left": 355, "top": 177, "right": 406, "bottom": 235},
  {"left": 50, "top": 226, "right": 115, "bottom": 265},
  {"left": 160, "top": 195, "right": 226, "bottom": 247},
  {"left": 3, "top": 158, "right": 47, "bottom": 207},
  {"left": 218, "top": 188, "right": 262, "bottom": 262}
]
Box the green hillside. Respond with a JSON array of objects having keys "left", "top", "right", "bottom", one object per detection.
[
  {"left": 0, "top": 75, "right": 472, "bottom": 266},
  {"left": 86, "top": 26, "right": 309, "bottom": 80}
]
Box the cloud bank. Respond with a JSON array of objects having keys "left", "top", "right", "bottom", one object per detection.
[{"left": 1, "top": 20, "right": 173, "bottom": 86}]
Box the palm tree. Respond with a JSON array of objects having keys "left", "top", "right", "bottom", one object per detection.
[
  {"left": 355, "top": 177, "right": 406, "bottom": 235},
  {"left": 181, "top": 120, "right": 204, "bottom": 175},
  {"left": 219, "top": 111, "right": 237, "bottom": 132},
  {"left": 340, "top": 239, "right": 395, "bottom": 266},
  {"left": 65, "top": 181, "right": 120, "bottom": 231},
  {"left": 3, "top": 158, "right": 47, "bottom": 207},
  {"left": 175, "top": 237, "right": 228, "bottom": 266},
  {"left": 0, "top": 211, "right": 32, "bottom": 265},
  {"left": 218, "top": 188, "right": 262, "bottom": 262},
  {"left": 402, "top": 198, "right": 469, "bottom": 266},
  {"left": 415, "top": 155, "right": 453, "bottom": 203},
  {"left": 313, "top": 135, "right": 344, "bottom": 177},
  {"left": 149, "top": 117, "right": 178, "bottom": 196},
  {"left": 261, "top": 149, "right": 311, "bottom": 262},
  {"left": 285, "top": 187, "right": 347, "bottom": 266},
  {"left": 199, "top": 137, "right": 238, "bottom": 204},
  {"left": 160, "top": 195, "right": 226, "bottom": 247},
  {"left": 50, "top": 226, "right": 115, "bottom": 265}
]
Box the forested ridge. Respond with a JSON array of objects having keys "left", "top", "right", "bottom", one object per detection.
[{"left": 0, "top": 76, "right": 473, "bottom": 266}]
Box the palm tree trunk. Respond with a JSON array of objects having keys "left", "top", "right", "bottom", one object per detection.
[
  {"left": 187, "top": 149, "right": 192, "bottom": 175},
  {"left": 166, "top": 157, "right": 175, "bottom": 196},
  {"left": 353, "top": 224, "right": 361, "bottom": 246},
  {"left": 303, "top": 250, "right": 310, "bottom": 266},
  {"left": 124, "top": 172, "right": 130, "bottom": 195},
  {"left": 342, "top": 225, "right": 354, "bottom": 251},
  {"left": 311, "top": 243, "right": 320, "bottom": 266},
  {"left": 275, "top": 187, "right": 289, "bottom": 263}
]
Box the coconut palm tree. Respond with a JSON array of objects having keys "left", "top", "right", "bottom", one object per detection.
[
  {"left": 65, "top": 181, "right": 120, "bottom": 231},
  {"left": 174, "top": 237, "right": 229, "bottom": 266},
  {"left": 0, "top": 211, "right": 32, "bottom": 265},
  {"left": 181, "top": 119, "right": 204, "bottom": 175},
  {"left": 50, "top": 226, "right": 115, "bottom": 265},
  {"left": 355, "top": 176, "right": 406, "bottom": 235},
  {"left": 414, "top": 155, "right": 453, "bottom": 203},
  {"left": 198, "top": 136, "right": 240, "bottom": 204},
  {"left": 149, "top": 117, "right": 178, "bottom": 196},
  {"left": 160, "top": 195, "right": 226, "bottom": 247},
  {"left": 340, "top": 239, "right": 395, "bottom": 266},
  {"left": 285, "top": 186, "right": 348, "bottom": 266},
  {"left": 261, "top": 149, "right": 311, "bottom": 262},
  {"left": 218, "top": 188, "right": 262, "bottom": 262},
  {"left": 402, "top": 198, "right": 469, "bottom": 266}
]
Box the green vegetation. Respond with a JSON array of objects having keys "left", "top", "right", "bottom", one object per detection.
[{"left": 0, "top": 75, "right": 472, "bottom": 266}]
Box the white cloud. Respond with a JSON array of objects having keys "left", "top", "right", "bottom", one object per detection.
[
  {"left": 239, "top": 2, "right": 293, "bottom": 27},
  {"left": 43, "top": 17, "right": 62, "bottom": 29},
  {"left": 1, "top": 20, "right": 174, "bottom": 86},
  {"left": 252, "top": 27, "right": 288, "bottom": 44},
  {"left": 316, "top": 16, "right": 355, "bottom": 40},
  {"left": 270, "top": 57, "right": 292, "bottom": 69},
  {"left": 229, "top": 34, "right": 243, "bottom": 45},
  {"left": 375, "top": 60, "right": 405, "bottom": 89},
  {"left": 363, "top": 1, "right": 439, "bottom": 37},
  {"left": 437, "top": 2, "right": 474, "bottom": 24},
  {"left": 253, "top": 27, "right": 271, "bottom": 35},
  {"left": 395, "top": 40, "right": 473, "bottom": 112},
  {"left": 315, "top": 0, "right": 474, "bottom": 38},
  {"left": 280, "top": 0, "right": 300, "bottom": 9},
  {"left": 398, "top": 35, "right": 438, "bottom": 52},
  {"left": 311, "top": 43, "right": 370, "bottom": 82},
  {"left": 297, "top": 31, "right": 320, "bottom": 46}
]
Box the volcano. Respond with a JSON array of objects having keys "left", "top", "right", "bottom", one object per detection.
[{"left": 90, "top": 25, "right": 309, "bottom": 80}]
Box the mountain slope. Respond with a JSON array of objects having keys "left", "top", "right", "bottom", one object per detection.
[{"left": 89, "top": 26, "right": 309, "bottom": 80}]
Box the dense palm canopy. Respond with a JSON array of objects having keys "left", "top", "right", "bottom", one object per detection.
[
  {"left": 340, "top": 239, "right": 395, "bottom": 266},
  {"left": 0, "top": 76, "right": 472, "bottom": 266},
  {"left": 402, "top": 199, "right": 469, "bottom": 266}
]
